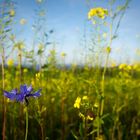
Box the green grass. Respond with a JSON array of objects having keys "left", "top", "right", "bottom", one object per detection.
[{"left": 0, "top": 65, "right": 140, "bottom": 140}]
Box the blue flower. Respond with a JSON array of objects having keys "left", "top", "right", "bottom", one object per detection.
[{"left": 4, "top": 84, "right": 41, "bottom": 105}]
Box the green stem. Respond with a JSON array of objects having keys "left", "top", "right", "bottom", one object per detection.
[
  {"left": 18, "top": 48, "right": 22, "bottom": 84},
  {"left": 100, "top": 53, "right": 109, "bottom": 116},
  {"left": 25, "top": 106, "right": 28, "bottom": 140},
  {"left": 100, "top": 11, "right": 113, "bottom": 116},
  {"left": 2, "top": 47, "right": 6, "bottom": 140}
]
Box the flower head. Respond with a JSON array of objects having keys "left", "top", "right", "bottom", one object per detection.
[
  {"left": 9, "top": 9, "right": 15, "bottom": 17},
  {"left": 88, "top": 7, "right": 108, "bottom": 20},
  {"left": 74, "top": 97, "right": 81, "bottom": 109},
  {"left": 4, "top": 84, "right": 41, "bottom": 105},
  {"left": 7, "top": 59, "right": 14, "bottom": 67},
  {"left": 20, "top": 18, "right": 27, "bottom": 25}
]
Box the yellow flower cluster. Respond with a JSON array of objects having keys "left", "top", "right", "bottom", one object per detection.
[
  {"left": 74, "top": 96, "right": 88, "bottom": 109},
  {"left": 79, "top": 112, "right": 94, "bottom": 121},
  {"left": 74, "top": 97, "right": 81, "bottom": 109},
  {"left": 9, "top": 9, "right": 15, "bottom": 17},
  {"left": 88, "top": 7, "right": 108, "bottom": 20},
  {"left": 61, "top": 52, "right": 66, "bottom": 57},
  {"left": 7, "top": 59, "right": 14, "bottom": 67},
  {"left": 119, "top": 64, "right": 132, "bottom": 71}
]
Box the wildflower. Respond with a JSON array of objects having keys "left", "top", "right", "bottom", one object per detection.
[
  {"left": 82, "top": 96, "right": 88, "bottom": 100},
  {"left": 111, "top": 62, "right": 116, "bottom": 68},
  {"left": 4, "top": 84, "right": 41, "bottom": 105},
  {"left": 20, "top": 18, "right": 27, "bottom": 25},
  {"left": 7, "top": 59, "right": 14, "bottom": 67},
  {"left": 105, "top": 46, "right": 111, "bottom": 53},
  {"left": 133, "top": 64, "right": 139, "bottom": 70},
  {"left": 23, "top": 68, "right": 28, "bottom": 73},
  {"left": 36, "top": 72, "right": 41, "bottom": 79},
  {"left": 119, "top": 63, "right": 127, "bottom": 70},
  {"left": 74, "top": 97, "right": 81, "bottom": 109},
  {"left": 14, "top": 41, "right": 25, "bottom": 49},
  {"left": 127, "top": 65, "right": 132, "bottom": 71},
  {"left": 61, "top": 52, "right": 66, "bottom": 57},
  {"left": 88, "top": 7, "right": 108, "bottom": 20},
  {"left": 94, "top": 102, "right": 99, "bottom": 108},
  {"left": 79, "top": 112, "right": 85, "bottom": 120},
  {"left": 38, "top": 43, "right": 44, "bottom": 50},
  {"left": 9, "top": 9, "right": 15, "bottom": 17},
  {"left": 87, "top": 115, "right": 93, "bottom": 121}
]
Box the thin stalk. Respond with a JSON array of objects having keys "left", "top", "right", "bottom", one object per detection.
[
  {"left": 100, "top": 15, "right": 113, "bottom": 117},
  {"left": 25, "top": 106, "right": 28, "bottom": 140},
  {"left": 61, "top": 96, "right": 65, "bottom": 140},
  {"left": 100, "top": 53, "right": 110, "bottom": 116},
  {"left": 2, "top": 47, "right": 6, "bottom": 140},
  {"left": 40, "top": 123, "right": 44, "bottom": 140},
  {"left": 18, "top": 48, "right": 22, "bottom": 84}
]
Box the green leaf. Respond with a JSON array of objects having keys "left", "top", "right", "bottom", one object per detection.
[
  {"left": 88, "top": 129, "right": 98, "bottom": 136},
  {"left": 71, "top": 130, "right": 78, "bottom": 140},
  {"left": 79, "top": 123, "right": 84, "bottom": 137},
  {"left": 93, "top": 117, "right": 104, "bottom": 128}
]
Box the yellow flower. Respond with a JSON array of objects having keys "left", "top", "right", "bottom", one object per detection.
[
  {"left": 119, "top": 63, "right": 127, "bottom": 70},
  {"left": 105, "top": 46, "right": 111, "bottom": 53},
  {"left": 88, "top": 8, "right": 97, "bottom": 19},
  {"left": 87, "top": 115, "right": 93, "bottom": 121},
  {"left": 111, "top": 63, "right": 116, "bottom": 67},
  {"left": 127, "top": 65, "right": 132, "bottom": 71},
  {"left": 20, "top": 18, "right": 27, "bottom": 25},
  {"left": 61, "top": 52, "right": 66, "bottom": 57},
  {"left": 82, "top": 96, "right": 88, "bottom": 100},
  {"left": 31, "top": 79, "right": 35, "bottom": 87},
  {"left": 9, "top": 9, "right": 15, "bottom": 17},
  {"left": 6, "top": 98, "right": 10, "bottom": 103},
  {"left": 7, "top": 59, "right": 14, "bottom": 67},
  {"left": 74, "top": 97, "right": 81, "bottom": 109},
  {"left": 79, "top": 112, "right": 85, "bottom": 120},
  {"left": 88, "top": 7, "right": 108, "bottom": 20},
  {"left": 23, "top": 68, "right": 28, "bottom": 73},
  {"left": 15, "top": 42, "right": 25, "bottom": 49},
  {"left": 94, "top": 102, "right": 99, "bottom": 108},
  {"left": 133, "top": 64, "right": 139, "bottom": 70},
  {"left": 36, "top": 72, "right": 41, "bottom": 79}
]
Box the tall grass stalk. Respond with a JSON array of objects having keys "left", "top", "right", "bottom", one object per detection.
[
  {"left": 2, "top": 47, "right": 6, "bottom": 140},
  {"left": 25, "top": 106, "right": 28, "bottom": 140}
]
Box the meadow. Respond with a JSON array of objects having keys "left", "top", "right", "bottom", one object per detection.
[{"left": 0, "top": 0, "right": 140, "bottom": 140}]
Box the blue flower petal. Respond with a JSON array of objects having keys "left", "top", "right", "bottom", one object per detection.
[
  {"left": 20, "top": 85, "right": 27, "bottom": 95},
  {"left": 26, "top": 89, "right": 41, "bottom": 98},
  {"left": 11, "top": 89, "right": 18, "bottom": 95},
  {"left": 16, "top": 94, "right": 24, "bottom": 102},
  {"left": 27, "top": 85, "right": 33, "bottom": 93},
  {"left": 4, "top": 91, "right": 16, "bottom": 100},
  {"left": 4, "top": 85, "right": 41, "bottom": 104}
]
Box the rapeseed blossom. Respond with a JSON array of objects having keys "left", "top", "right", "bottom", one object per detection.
[
  {"left": 87, "top": 115, "right": 93, "bottom": 121},
  {"left": 88, "top": 7, "right": 108, "bottom": 20},
  {"left": 20, "top": 18, "right": 27, "bottom": 25},
  {"left": 82, "top": 96, "right": 88, "bottom": 100},
  {"left": 9, "top": 9, "right": 15, "bottom": 17},
  {"left": 7, "top": 59, "right": 14, "bottom": 67},
  {"left": 74, "top": 97, "right": 81, "bottom": 109}
]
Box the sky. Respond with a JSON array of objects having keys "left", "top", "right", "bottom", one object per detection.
[{"left": 2, "top": 0, "right": 140, "bottom": 65}]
